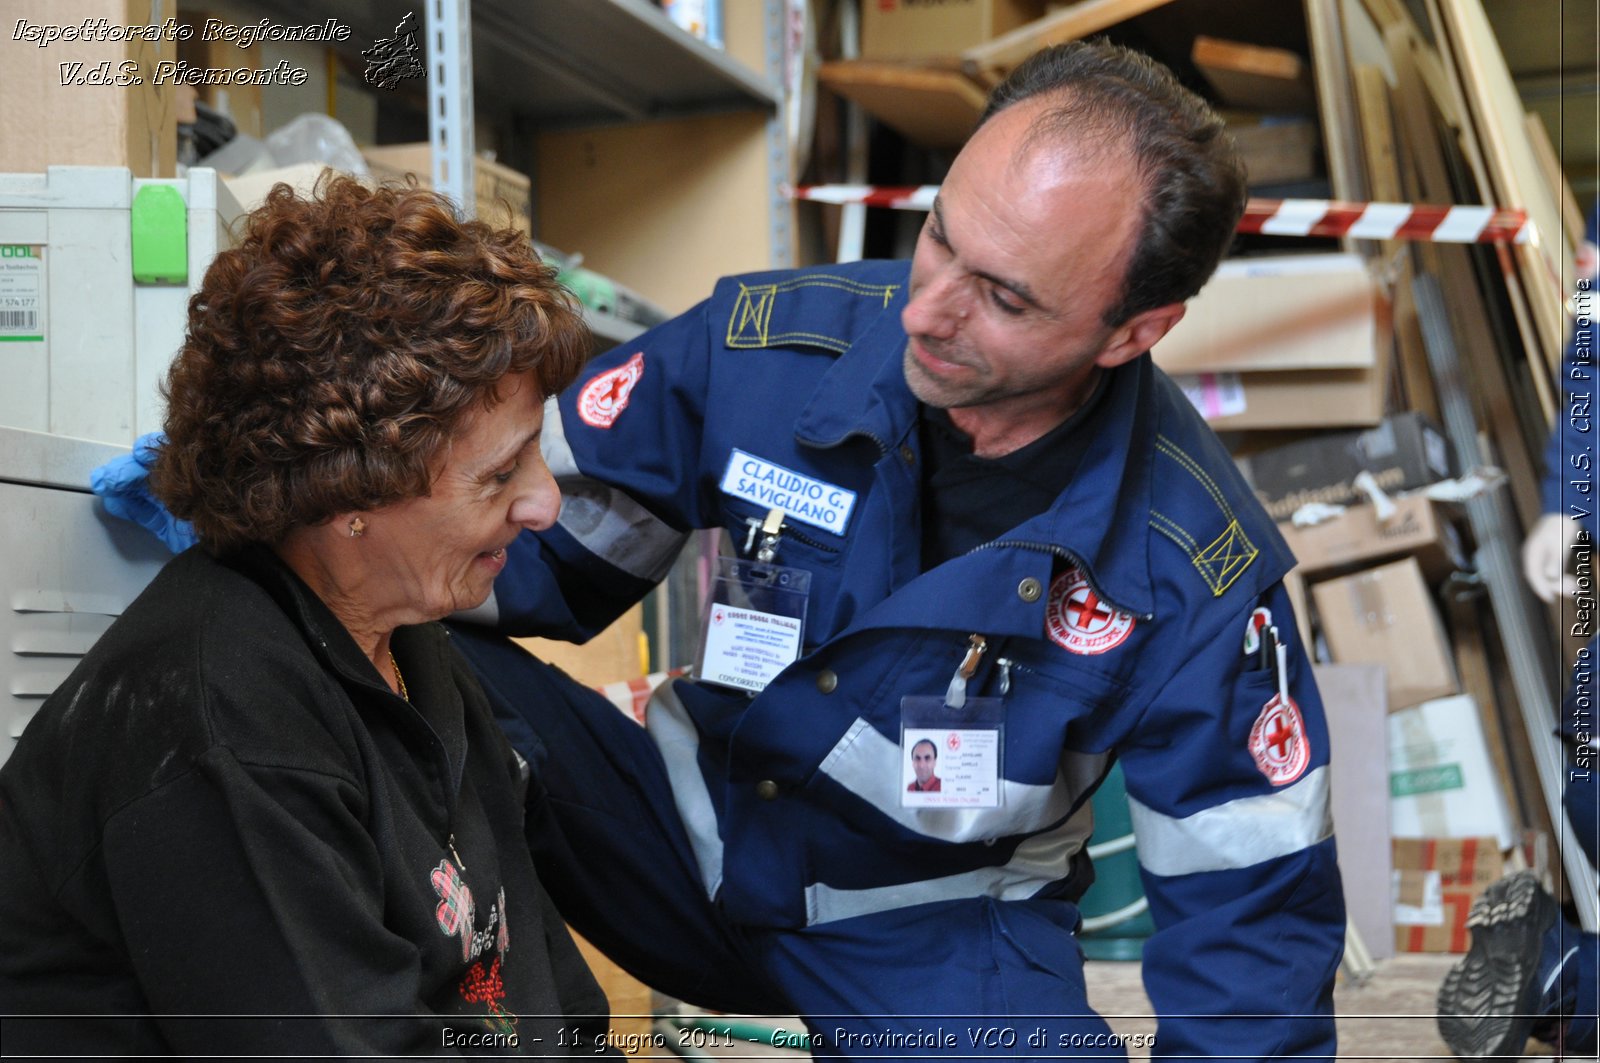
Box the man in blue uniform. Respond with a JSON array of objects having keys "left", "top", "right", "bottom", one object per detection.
[
  {"left": 448, "top": 41, "right": 1343, "bottom": 1059},
  {"left": 1436, "top": 208, "right": 1599, "bottom": 1059},
  {"left": 95, "top": 40, "right": 1343, "bottom": 1060}
]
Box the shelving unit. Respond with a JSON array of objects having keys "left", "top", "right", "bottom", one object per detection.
[{"left": 246, "top": 0, "right": 778, "bottom": 127}]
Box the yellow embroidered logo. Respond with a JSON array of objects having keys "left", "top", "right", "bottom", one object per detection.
[
  {"left": 728, "top": 284, "right": 777, "bottom": 348},
  {"left": 1193, "top": 520, "right": 1259, "bottom": 596}
]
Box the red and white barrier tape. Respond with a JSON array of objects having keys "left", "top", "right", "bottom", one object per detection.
[
  {"left": 788, "top": 185, "right": 1530, "bottom": 245},
  {"left": 1238, "top": 199, "right": 1528, "bottom": 243}
]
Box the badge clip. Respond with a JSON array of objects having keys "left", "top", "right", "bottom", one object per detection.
[
  {"left": 742, "top": 507, "right": 787, "bottom": 564},
  {"left": 944, "top": 633, "right": 988, "bottom": 709}
]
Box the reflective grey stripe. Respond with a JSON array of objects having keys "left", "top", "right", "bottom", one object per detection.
[
  {"left": 542, "top": 399, "right": 687, "bottom": 583},
  {"left": 803, "top": 809, "right": 1093, "bottom": 926},
  {"left": 644, "top": 680, "right": 723, "bottom": 900},
  {"left": 818, "top": 717, "right": 1105, "bottom": 844},
  {"left": 1126, "top": 766, "right": 1333, "bottom": 877}
]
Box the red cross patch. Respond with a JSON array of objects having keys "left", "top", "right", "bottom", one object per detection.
[
  {"left": 577, "top": 350, "right": 644, "bottom": 428},
  {"left": 1249, "top": 693, "right": 1310, "bottom": 785},
  {"left": 1044, "top": 567, "right": 1135, "bottom": 655}
]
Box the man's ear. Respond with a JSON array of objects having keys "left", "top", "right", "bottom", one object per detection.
[{"left": 1093, "top": 302, "right": 1187, "bottom": 369}]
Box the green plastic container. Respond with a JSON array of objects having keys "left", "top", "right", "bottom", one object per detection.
[{"left": 1077, "top": 761, "right": 1155, "bottom": 961}]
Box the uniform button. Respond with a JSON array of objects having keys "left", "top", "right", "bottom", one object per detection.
[
  {"left": 756, "top": 780, "right": 780, "bottom": 801},
  {"left": 816, "top": 669, "right": 838, "bottom": 694},
  {"left": 899, "top": 445, "right": 916, "bottom": 465},
  {"left": 1017, "top": 577, "right": 1043, "bottom": 603}
]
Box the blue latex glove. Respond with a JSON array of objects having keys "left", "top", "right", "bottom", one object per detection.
[{"left": 89, "top": 432, "right": 198, "bottom": 553}]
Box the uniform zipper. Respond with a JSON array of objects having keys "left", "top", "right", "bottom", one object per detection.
[{"left": 740, "top": 514, "right": 840, "bottom": 555}]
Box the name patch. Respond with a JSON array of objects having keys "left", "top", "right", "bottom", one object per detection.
[{"left": 720, "top": 449, "right": 856, "bottom": 535}]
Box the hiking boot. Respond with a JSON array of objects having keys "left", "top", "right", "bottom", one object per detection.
[{"left": 1436, "top": 870, "right": 1560, "bottom": 1059}]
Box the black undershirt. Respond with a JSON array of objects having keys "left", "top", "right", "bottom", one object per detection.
[{"left": 918, "top": 371, "right": 1110, "bottom": 570}]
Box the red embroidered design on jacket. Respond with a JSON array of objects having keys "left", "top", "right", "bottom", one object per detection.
[{"left": 431, "top": 859, "right": 475, "bottom": 961}]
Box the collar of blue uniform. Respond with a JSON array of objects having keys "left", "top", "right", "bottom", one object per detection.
[{"left": 792, "top": 277, "right": 1158, "bottom": 622}]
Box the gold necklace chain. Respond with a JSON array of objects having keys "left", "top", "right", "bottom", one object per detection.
[{"left": 388, "top": 649, "right": 409, "bottom": 702}]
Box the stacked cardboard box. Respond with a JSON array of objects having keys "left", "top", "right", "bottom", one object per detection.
[
  {"left": 1392, "top": 837, "right": 1504, "bottom": 953},
  {"left": 860, "top": 0, "right": 1047, "bottom": 61},
  {"left": 1151, "top": 254, "right": 1387, "bottom": 430},
  {"left": 1250, "top": 415, "right": 1531, "bottom": 952},
  {"left": 362, "top": 144, "right": 532, "bottom": 237}
]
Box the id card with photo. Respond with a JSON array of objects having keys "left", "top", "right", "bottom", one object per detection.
[
  {"left": 900, "top": 696, "right": 1004, "bottom": 809},
  {"left": 695, "top": 557, "right": 810, "bottom": 693}
]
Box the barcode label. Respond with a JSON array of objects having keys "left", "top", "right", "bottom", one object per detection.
[{"left": 0, "top": 310, "right": 36, "bottom": 329}]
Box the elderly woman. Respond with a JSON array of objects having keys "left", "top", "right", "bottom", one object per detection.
[{"left": 0, "top": 176, "right": 613, "bottom": 1055}]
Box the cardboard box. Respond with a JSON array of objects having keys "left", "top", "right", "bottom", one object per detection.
[
  {"left": 1153, "top": 255, "right": 1385, "bottom": 430},
  {"left": 515, "top": 603, "right": 647, "bottom": 689},
  {"left": 1229, "top": 118, "right": 1320, "bottom": 186},
  {"left": 861, "top": 0, "right": 1046, "bottom": 61},
  {"left": 1312, "top": 557, "right": 1459, "bottom": 711},
  {"left": 362, "top": 144, "right": 531, "bottom": 236},
  {"left": 1315, "top": 663, "right": 1394, "bottom": 960},
  {"left": 178, "top": 11, "right": 263, "bottom": 139},
  {"left": 1388, "top": 694, "right": 1516, "bottom": 849},
  {"left": 1240, "top": 412, "right": 1458, "bottom": 521},
  {"left": 1282, "top": 495, "right": 1465, "bottom": 582},
  {"left": 1392, "top": 836, "right": 1503, "bottom": 953},
  {"left": 1176, "top": 368, "right": 1385, "bottom": 431},
  {"left": 0, "top": 0, "right": 178, "bottom": 178}
]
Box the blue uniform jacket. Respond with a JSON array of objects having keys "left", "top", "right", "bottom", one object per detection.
[{"left": 493, "top": 260, "right": 1343, "bottom": 1058}]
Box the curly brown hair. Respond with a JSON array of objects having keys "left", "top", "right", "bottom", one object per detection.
[{"left": 151, "top": 173, "right": 589, "bottom": 551}]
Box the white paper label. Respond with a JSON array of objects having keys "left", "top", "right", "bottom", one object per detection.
[
  {"left": 0, "top": 245, "right": 45, "bottom": 342},
  {"left": 1392, "top": 869, "right": 1445, "bottom": 926},
  {"left": 698, "top": 603, "right": 802, "bottom": 692},
  {"left": 1175, "top": 371, "right": 1247, "bottom": 421}
]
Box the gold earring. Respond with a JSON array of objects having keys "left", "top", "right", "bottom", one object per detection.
[{"left": 348, "top": 516, "right": 367, "bottom": 538}]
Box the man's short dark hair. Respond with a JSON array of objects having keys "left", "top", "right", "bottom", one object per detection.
[{"left": 980, "top": 40, "right": 1246, "bottom": 327}]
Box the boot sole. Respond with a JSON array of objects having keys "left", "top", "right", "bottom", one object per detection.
[{"left": 1436, "top": 870, "right": 1559, "bottom": 1059}]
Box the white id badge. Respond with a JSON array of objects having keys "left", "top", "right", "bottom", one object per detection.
[
  {"left": 695, "top": 557, "right": 811, "bottom": 693},
  {"left": 900, "top": 696, "right": 1004, "bottom": 808}
]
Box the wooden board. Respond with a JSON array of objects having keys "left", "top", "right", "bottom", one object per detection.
[
  {"left": 1192, "top": 35, "right": 1316, "bottom": 112},
  {"left": 1351, "top": 62, "right": 1439, "bottom": 422},
  {"left": 1408, "top": 1, "right": 1556, "bottom": 423},
  {"left": 1386, "top": 23, "right": 1544, "bottom": 531},
  {"left": 817, "top": 60, "right": 988, "bottom": 149},
  {"left": 960, "top": 0, "right": 1181, "bottom": 79},
  {"left": 1229, "top": 119, "right": 1320, "bottom": 185},
  {"left": 1524, "top": 111, "right": 1586, "bottom": 254},
  {"left": 1357, "top": 0, "right": 1417, "bottom": 32},
  {"left": 1429, "top": 0, "right": 1572, "bottom": 375},
  {"left": 1305, "top": 0, "right": 1366, "bottom": 202}
]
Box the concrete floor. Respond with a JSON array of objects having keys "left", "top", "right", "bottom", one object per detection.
[
  {"left": 670, "top": 953, "right": 1595, "bottom": 1060},
  {"left": 1084, "top": 952, "right": 1590, "bottom": 1062}
]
